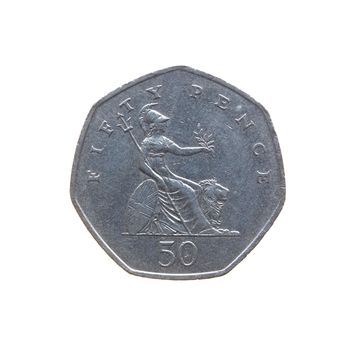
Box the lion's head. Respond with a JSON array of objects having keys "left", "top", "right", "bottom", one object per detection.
[{"left": 198, "top": 179, "right": 229, "bottom": 228}]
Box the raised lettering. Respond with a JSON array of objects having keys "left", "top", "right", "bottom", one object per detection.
[
  {"left": 253, "top": 142, "right": 266, "bottom": 156},
  {"left": 215, "top": 94, "right": 230, "bottom": 110},
  {"left": 158, "top": 240, "right": 198, "bottom": 267},
  {"left": 257, "top": 169, "right": 271, "bottom": 184},
  {"left": 178, "top": 241, "right": 198, "bottom": 266},
  {"left": 159, "top": 240, "right": 176, "bottom": 267},
  {"left": 87, "top": 170, "right": 100, "bottom": 182},
  {"left": 235, "top": 113, "right": 255, "bottom": 131},
  {"left": 90, "top": 145, "right": 104, "bottom": 154},
  {"left": 119, "top": 98, "right": 134, "bottom": 113},
  {"left": 98, "top": 120, "right": 114, "bottom": 136},
  {"left": 189, "top": 84, "right": 203, "bottom": 99},
  {"left": 146, "top": 85, "right": 162, "bottom": 99}
]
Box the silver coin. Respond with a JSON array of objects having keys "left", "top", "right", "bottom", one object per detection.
[{"left": 70, "top": 66, "right": 285, "bottom": 279}]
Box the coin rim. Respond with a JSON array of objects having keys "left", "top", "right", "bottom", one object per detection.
[{"left": 70, "top": 66, "right": 286, "bottom": 280}]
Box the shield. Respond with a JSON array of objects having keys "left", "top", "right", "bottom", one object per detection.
[{"left": 125, "top": 179, "right": 158, "bottom": 233}]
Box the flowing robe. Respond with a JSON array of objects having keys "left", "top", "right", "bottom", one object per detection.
[{"left": 140, "top": 135, "right": 215, "bottom": 234}]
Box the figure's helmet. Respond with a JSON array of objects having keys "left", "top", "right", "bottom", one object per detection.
[{"left": 139, "top": 103, "right": 170, "bottom": 134}]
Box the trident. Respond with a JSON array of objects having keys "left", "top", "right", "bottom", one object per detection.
[
  {"left": 115, "top": 111, "right": 192, "bottom": 235},
  {"left": 116, "top": 113, "right": 142, "bottom": 152}
]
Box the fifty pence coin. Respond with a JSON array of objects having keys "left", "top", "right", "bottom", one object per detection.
[{"left": 70, "top": 66, "right": 285, "bottom": 279}]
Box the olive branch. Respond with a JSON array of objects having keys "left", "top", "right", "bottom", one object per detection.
[{"left": 193, "top": 123, "right": 215, "bottom": 154}]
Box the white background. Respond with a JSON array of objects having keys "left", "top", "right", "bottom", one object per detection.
[{"left": 1, "top": 1, "right": 349, "bottom": 349}]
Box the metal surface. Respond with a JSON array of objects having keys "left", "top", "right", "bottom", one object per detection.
[{"left": 70, "top": 66, "right": 285, "bottom": 279}]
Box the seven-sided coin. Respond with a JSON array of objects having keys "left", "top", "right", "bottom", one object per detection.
[{"left": 70, "top": 66, "right": 285, "bottom": 279}]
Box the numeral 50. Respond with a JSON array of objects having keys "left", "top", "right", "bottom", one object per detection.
[{"left": 158, "top": 240, "right": 198, "bottom": 267}]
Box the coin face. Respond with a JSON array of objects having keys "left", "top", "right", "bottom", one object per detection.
[{"left": 70, "top": 66, "right": 285, "bottom": 279}]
